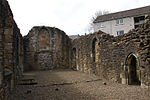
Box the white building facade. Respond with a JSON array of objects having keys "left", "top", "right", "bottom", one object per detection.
[{"left": 93, "top": 6, "right": 150, "bottom": 36}]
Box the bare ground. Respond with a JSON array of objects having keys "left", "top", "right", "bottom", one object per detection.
[{"left": 9, "top": 69, "right": 150, "bottom": 100}]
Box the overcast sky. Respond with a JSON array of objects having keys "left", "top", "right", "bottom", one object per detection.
[{"left": 8, "top": 0, "right": 150, "bottom": 36}]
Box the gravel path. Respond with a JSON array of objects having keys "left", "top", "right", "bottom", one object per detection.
[{"left": 9, "top": 69, "right": 150, "bottom": 100}]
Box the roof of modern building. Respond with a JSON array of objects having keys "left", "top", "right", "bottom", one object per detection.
[{"left": 94, "top": 5, "right": 150, "bottom": 23}]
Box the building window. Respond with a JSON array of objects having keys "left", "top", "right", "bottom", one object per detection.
[
  {"left": 117, "top": 30, "right": 124, "bottom": 35},
  {"left": 116, "top": 19, "right": 123, "bottom": 24},
  {"left": 134, "top": 16, "right": 145, "bottom": 28},
  {"left": 99, "top": 23, "right": 104, "bottom": 28}
]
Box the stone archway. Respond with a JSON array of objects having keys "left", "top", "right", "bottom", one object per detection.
[
  {"left": 38, "top": 28, "right": 50, "bottom": 51},
  {"left": 91, "top": 37, "right": 100, "bottom": 74},
  {"left": 72, "top": 48, "right": 77, "bottom": 69},
  {"left": 92, "top": 38, "right": 99, "bottom": 63},
  {"left": 125, "top": 53, "right": 141, "bottom": 85},
  {"left": 37, "top": 28, "right": 52, "bottom": 70}
]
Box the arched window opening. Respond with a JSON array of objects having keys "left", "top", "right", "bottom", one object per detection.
[
  {"left": 38, "top": 29, "right": 50, "bottom": 51},
  {"left": 92, "top": 38, "right": 99, "bottom": 63},
  {"left": 72, "top": 48, "right": 77, "bottom": 69}
]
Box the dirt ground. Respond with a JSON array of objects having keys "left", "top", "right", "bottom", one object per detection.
[{"left": 9, "top": 69, "right": 150, "bottom": 100}]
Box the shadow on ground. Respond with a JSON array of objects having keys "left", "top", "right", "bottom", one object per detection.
[
  {"left": 9, "top": 69, "right": 103, "bottom": 100},
  {"left": 9, "top": 69, "right": 150, "bottom": 100}
]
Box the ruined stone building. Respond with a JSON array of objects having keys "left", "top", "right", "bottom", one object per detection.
[
  {"left": 72, "top": 18, "right": 150, "bottom": 87},
  {"left": 24, "top": 26, "right": 72, "bottom": 71},
  {"left": 0, "top": 0, "right": 23, "bottom": 99},
  {"left": 1, "top": 0, "right": 150, "bottom": 99}
]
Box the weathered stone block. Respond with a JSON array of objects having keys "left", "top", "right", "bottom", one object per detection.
[{"left": 4, "top": 28, "right": 12, "bottom": 35}]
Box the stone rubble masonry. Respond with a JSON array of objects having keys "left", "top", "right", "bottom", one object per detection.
[
  {"left": 1, "top": 0, "right": 150, "bottom": 99},
  {"left": 72, "top": 15, "right": 150, "bottom": 87},
  {"left": 23, "top": 26, "right": 72, "bottom": 71},
  {"left": 0, "top": 0, "right": 23, "bottom": 99}
]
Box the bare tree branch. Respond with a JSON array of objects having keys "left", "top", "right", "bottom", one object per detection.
[{"left": 88, "top": 10, "right": 110, "bottom": 33}]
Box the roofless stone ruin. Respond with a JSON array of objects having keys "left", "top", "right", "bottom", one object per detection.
[{"left": 1, "top": 0, "right": 150, "bottom": 99}]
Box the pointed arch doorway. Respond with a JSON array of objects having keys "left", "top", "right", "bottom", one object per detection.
[
  {"left": 125, "top": 53, "right": 141, "bottom": 85},
  {"left": 91, "top": 36, "right": 100, "bottom": 74}
]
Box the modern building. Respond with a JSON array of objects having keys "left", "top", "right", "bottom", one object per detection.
[{"left": 93, "top": 6, "right": 150, "bottom": 36}]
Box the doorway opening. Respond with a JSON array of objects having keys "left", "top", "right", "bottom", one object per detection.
[{"left": 126, "top": 54, "right": 141, "bottom": 85}]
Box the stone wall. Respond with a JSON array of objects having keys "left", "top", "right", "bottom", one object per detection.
[
  {"left": 72, "top": 16, "right": 150, "bottom": 87},
  {"left": 1, "top": 1, "right": 150, "bottom": 99},
  {"left": 24, "top": 26, "right": 72, "bottom": 71},
  {"left": 0, "top": 0, "right": 23, "bottom": 99}
]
